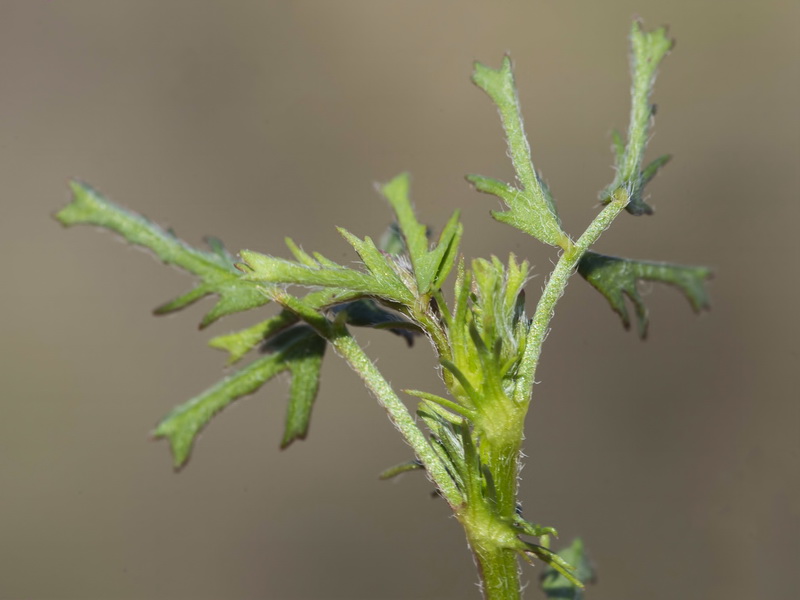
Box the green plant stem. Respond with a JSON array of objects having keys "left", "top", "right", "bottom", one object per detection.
[
  {"left": 272, "top": 288, "right": 465, "bottom": 507},
  {"left": 514, "top": 188, "right": 630, "bottom": 405},
  {"left": 461, "top": 191, "right": 630, "bottom": 599},
  {"left": 471, "top": 542, "right": 521, "bottom": 600},
  {"left": 330, "top": 331, "right": 464, "bottom": 506}
]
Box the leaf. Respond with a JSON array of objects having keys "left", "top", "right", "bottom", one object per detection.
[
  {"left": 379, "top": 173, "right": 463, "bottom": 295},
  {"left": 153, "top": 325, "right": 326, "bottom": 468},
  {"left": 55, "top": 181, "right": 268, "bottom": 328},
  {"left": 469, "top": 57, "right": 569, "bottom": 249},
  {"left": 378, "top": 460, "right": 424, "bottom": 480},
  {"left": 208, "top": 312, "right": 299, "bottom": 364},
  {"left": 329, "top": 299, "right": 420, "bottom": 346},
  {"left": 278, "top": 328, "right": 327, "bottom": 449},
  {"left": 213, "top": 228, "right": 421, "bottom": 366},
  {"left": 578, "top": 250, "right": 712, "bottom": 338},
  {"left": 239, "top": 234, "right": 415, "bottom": 306},
  {"left": 207, "top": 286, "right": 356, "bottom": 364},
  {"left": 600, "top": 22, "right": 675, "bottom": 215},
  {"left": 540, "top": 539, "right": 596, "bottom": 600}
]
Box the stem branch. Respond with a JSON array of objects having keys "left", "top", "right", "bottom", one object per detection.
[{"left": 514, "top": 189, "right": 630, "bottom": 404}]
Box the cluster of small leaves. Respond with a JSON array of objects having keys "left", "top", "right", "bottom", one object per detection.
[
  {"left": 239, "top": 173, "right": 461, "bottom": 310},
  {"left": 468, "top": 56, "right": 568, "bottom": 250},
  {"left": 420, "top": 255, "right": 531, "bottom": 431},
  {"left": 55, "top": 183, "right": 416, "bottom": 467},
  {"left": 468, "top": 22, "right": 710, "bottom": 340},
  {"left": 56, "top": 19, "right": 713, "bottom": 600}
]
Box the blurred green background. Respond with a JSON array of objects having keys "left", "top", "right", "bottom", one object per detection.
[{"left": 1, "top": 1, "right": 797, "bottom": 598}]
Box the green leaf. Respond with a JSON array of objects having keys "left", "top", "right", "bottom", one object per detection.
[
  {"left": 208, "top": 312, "right": 299, "bottom": 364},
  {"left": 239, "top": 238, "right": 415, "bottom": 306},
  {"left": 404, "top": 389, "right": 476, "bottom": 421},
  {"left": 208, "top": 285, "right": 392, "bottom": 364},
  {"left": 540, "top": 539, "right": 596, "bottom": 600},
  {"left": 55, "top": 181, "right": 268, "bottom": 328},
  {"left": 379, "top": 173, "right": 463, "bottom": 295},
  {"left": 469, "top": 58, "right": 569, "bottom": 249},
  {"left": 378, "top": 460, "right": 424, "bottom": 480},
  {"left": 600, "top": 22, "right": 675, "bottom": 215},
  {"left": 153, "top": 325, "right": 325, "bottom": 468},
  {"left": 512, "top": 514, "right": 557, "bottom": 539},
  {"left": 641, "top": 154, "right": 672, "bottom": 186},
  {"left": 278, "top": 328, "right": 327, "bottom": 449},
  {"left": 578, "top": 251, "right": 712, "bottom": 338},
  {"left": 522, "top": 541, "right": 584, "bottom": 590}
]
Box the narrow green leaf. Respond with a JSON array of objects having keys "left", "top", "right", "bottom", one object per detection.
[
  {"left": 280, "top": 328, "right": 327, "bottom": 448},
  {"left": 152, "top": 285, "right": 210, "bottom": 315},
  {"left": 380, "top": 173, "right": 428, "bottom": 267},
  {"left": 208, "top": 312, "right": 298, "bottom": 364},
  {"left": 379, "top": 173, "right": 463, "bottom": 294},
  {"left": 641, "top": 153, "right": 673, "bottom": 186},
  {"left": 336, "top": 227, "right": 414, "bottom": 302},
  {"left": 239, "top": 250, "right": 399, "bottom": 301},
  {"left": 512, "top": 514, "right": 557, "bottom": 538},
  {"left": 284, "top": 237, "right": 319, "bottom": 267},
  {"left": 209, "top": 287, "right": 363, "bottom": 364},
  {"left": 470, "top": 57, "right": 569, "bottom": 249},
  {"left": 427, "top": 210, "right": 463, "bottom": 292},
  {"left": 600, "top": 22, "right": 675, "bottom": 215},
  {"left": 56, "top": 181, "right": 268, "bottom": 327},
  {"left": 240, "top": 241, "right": 415, "bottom": 306},
  {"left": 404, "top": 389, "right": 476, "bottom": 420},
  {"left": 153, "top": 325, "right": 326, "bottom": 467},
  {"left": 312, "top": 252, "right": 343, "bottom": 269},
  {"left": 378, "top": 460, "right": 424, "bottom": 480},
  {"left": 540, "top": 539, "right": 595, "bottom": 600},
  {"left": 522, "top": 542, "right": 583, "bottom": 589},
  {"left": 198, "top": 282, "right": 274, "bottom": 329},
  {"left": 578, "top": 250, "right": 712, "bottom": 338}
]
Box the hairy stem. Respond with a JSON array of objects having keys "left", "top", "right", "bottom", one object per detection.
[
  {"left": 471, "top": 543, "right": 521, "bottom": 600},
  {"left": 330, "top": 331, "right": 463, "bottom": 505},
  {"left": 514, "top": 188, "right": 630, "bottom": 405}
]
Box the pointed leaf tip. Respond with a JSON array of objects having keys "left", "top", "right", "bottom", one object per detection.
[
  {"left": 154, "top": 327, "right": 327, "bottom": 469},
  {"left": 57, "top": 182, "right": 268, "bottom": 326}
]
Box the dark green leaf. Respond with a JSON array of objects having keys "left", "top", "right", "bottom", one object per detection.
[
  {"left": 578, "top": 251, "right": 711, "bottom": 338},
  {"left": 329, "top": 299, "right": 419, "bottom": 346},
  {"left": 540, "top": 539, "right": 595, "bottom": 600}
]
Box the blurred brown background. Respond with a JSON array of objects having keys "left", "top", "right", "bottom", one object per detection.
[{"left": 1, "top": 1, "right": 797, "bottom": 598}]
